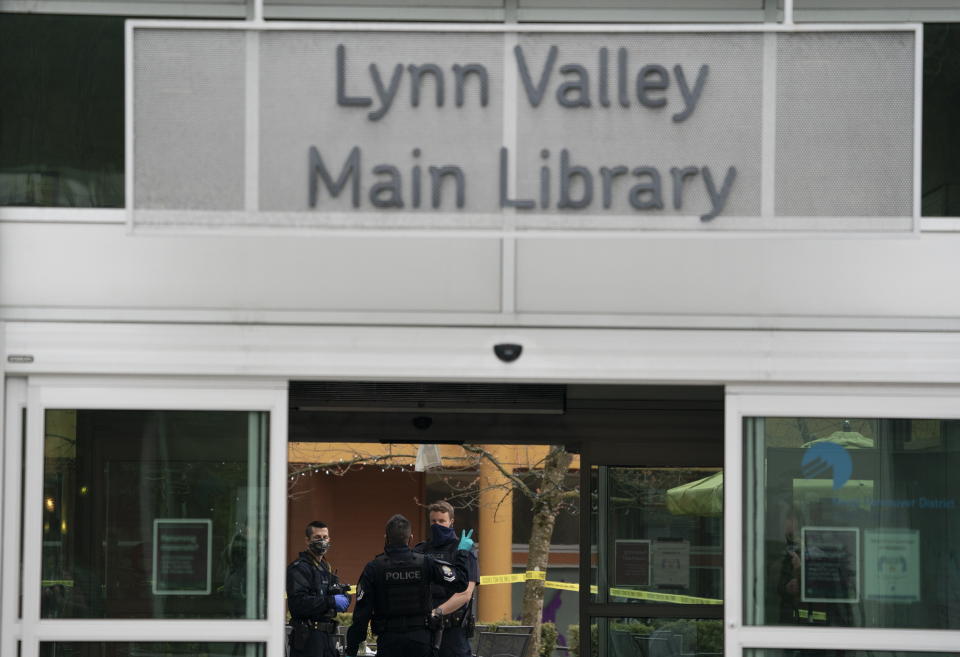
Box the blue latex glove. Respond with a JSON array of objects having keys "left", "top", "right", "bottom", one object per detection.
[
  {"left": 334, "top": 594, "right": 350, "bottom": 612},
  {"left": 457, "top": 529, "right": 475, "bottom": 552}
]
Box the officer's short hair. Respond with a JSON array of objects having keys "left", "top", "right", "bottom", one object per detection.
[
  {"left": 304, "top": 520, "right": 328, "bottom": 538},
  {"left": 385, "top": 514, "right": 412, "bottom": 546},
  {"left": 428, "top": 500, "right": 455, "bottom": 520}
]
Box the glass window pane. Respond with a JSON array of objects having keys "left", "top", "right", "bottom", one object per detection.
[
  {"left": 745, "top": 652, "right": 947, "bottom": 657},
  {"left": 41, "top": 410, "right": 268, "bottom": 618},
  {"left": 745, "top": 417, "right": 960, "bottom": 629},
  {"left": 40, "top": 643, "right": 264, "bottom": 657},
  {"left": 512, "top": 472, "right": 580, "bottom": 546},
  {"left": 0, "top": 14, "right": 124, "bottom": 207},
  {"left": 922, "top": 24, "right": 960, "bottom": 217},
  {"left": 586, "top": 617, "right": 723, "bottom": 657},
  {"left": 591, "top": 466, "right": 723, "bottom": 605}
]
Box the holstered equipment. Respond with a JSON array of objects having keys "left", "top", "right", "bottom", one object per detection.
[
  {"left": 429, "top": 612, "right": 444, "bottom": 657},
  {"left": 418, "top": 541, "right": 473, "bottom": 630},
  {"left": 291, "top": 623, "right": 309, "bottom": 652}
]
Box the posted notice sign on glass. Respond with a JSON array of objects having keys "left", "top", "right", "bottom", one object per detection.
[
  {"left": 801, "top": 526, "right": 860, "bottom": 604},
  {"left": 153, "top": 518, "right": 213, "bottom": 595},
  {"left": 130, "top": 23, "right": 918, "bottom": 233},
  {"left": 614, "top": 539, "right": 651, "bottom": 586}
]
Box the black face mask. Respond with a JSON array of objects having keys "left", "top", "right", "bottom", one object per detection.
[
  {"left": 430, "top": 524, "right": 457, "bottom": 546},
  {"left": 309, "top": 538, "right": 330, "bottom": 556}
]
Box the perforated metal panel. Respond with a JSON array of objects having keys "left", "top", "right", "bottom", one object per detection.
[
  {"left": 516, "top": 0, "right": 766, "bottom": 23},
  {"left": 263, "top": 0, "right": 504, "bottom": 21},
  {"left": 795, "top": 0, "right": 960, "bottom": 23},
  {"left": 775, "top": 32, "right": 914, "bottom": 217},
  {"left": 133, "top": 29, "right": 246, "bottom": 215},
  {"left": 258, "top": 31, "right": 503, "bottom": 228},
  {"left": 129, "top": 24, "right": 918, "bottom": 233},
  {"left": 514, "top": 32, "right": 762, "bottom": 229}
]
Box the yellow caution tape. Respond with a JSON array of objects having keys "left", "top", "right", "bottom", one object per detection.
[
  {"left": 480, "top": 573, "right": 528, "bottom": 585},
  {"left": 480, "top": 573, "right": 722, "bottom": 605},
  {"left": 798, "top": 609, "right": 827, "bottom": 621},
  {"left": 543, "top": 581, "right": 579, "bottom": 592},
  {"left": 480, "top": 571, "right": 547, "bottom": 585},
  {"left": 608, "top": 587, "right": 722, "bottom": 605}
]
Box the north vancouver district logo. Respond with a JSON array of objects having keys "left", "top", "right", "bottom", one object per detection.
[{"left": 801, "top": 442, "right": 852, "bottom": 490}]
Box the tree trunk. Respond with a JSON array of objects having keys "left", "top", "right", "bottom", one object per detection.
[{"left": 519, "top": 445, "right": 573, "bottom": 657}]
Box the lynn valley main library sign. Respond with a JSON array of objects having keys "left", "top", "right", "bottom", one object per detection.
[{"left": 131, "top": 25, "right": 917, "bottom": 232}]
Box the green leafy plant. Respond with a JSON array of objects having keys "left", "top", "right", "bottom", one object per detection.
[
  {"left": 538, "top": 622, "right": 558, "bottom": 657},
  {"left": 566, "top": 623, "right": 597, "bottom": 657},
  {"left": 482, "top": 619, "right": 557, "bottom": 657}
]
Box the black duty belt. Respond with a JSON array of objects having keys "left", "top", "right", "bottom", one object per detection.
[
  {"left": 441, "top": 616, "right": 464, "bottom": 629},
  {"left": 373, "top": 615, "right": 429, "bottom": 632},
  {"left": 294, "top": 620, "right": 337, "bottom": 633}
]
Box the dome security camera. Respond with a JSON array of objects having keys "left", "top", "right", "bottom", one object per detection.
[
  {"left": 493, "top": 343, "right": 523, "bottom": 363},
  {"left": 412, "top": 416, "right": 433, "bottom": 430}
]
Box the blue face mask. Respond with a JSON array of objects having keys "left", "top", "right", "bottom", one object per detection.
[{"left": 430, "top": 523, "right": 457, "bottom": 546}]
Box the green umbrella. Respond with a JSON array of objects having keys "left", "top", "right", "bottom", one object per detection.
[
  {"left": 665, "top": 430, "right": 873, "bottom": 516},
  {"left": 801, "top": 430, "right": 874, "bottom": 449},
  {"left": 665, "top": 471, "right": 724, "bottom": 517}
]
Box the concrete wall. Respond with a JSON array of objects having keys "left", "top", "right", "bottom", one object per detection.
[{"left": 4, "top": 222, "right": 960, "bottom": 330}]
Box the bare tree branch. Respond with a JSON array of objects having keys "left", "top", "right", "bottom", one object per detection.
[{"left": 461, "top": 444, "right": 538, "bottom": 500}]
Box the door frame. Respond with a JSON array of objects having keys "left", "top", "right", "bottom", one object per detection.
[
  {"left": 724, "top": 383, "right": 960, "bottom": 657},
  {"left": 578, "top": 430, "right": 725, "bottom": 657},
  {"left": 3, "top": 375, "right": 288, "bottom": 657}
]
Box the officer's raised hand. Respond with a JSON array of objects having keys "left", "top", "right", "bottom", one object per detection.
[
  {"left": 334, "top": 593, "right": 350, "bottom": 612},
  {"left": 457, "top": 529, "right": 474, "bottom": 552}
]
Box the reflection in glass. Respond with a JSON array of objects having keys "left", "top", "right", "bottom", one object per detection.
[
  {"left": 745, "top": 652, "right": 949, "bottom": 657},
  {"left": 586, "top": 617, "right": 723, "bottom": 657},
  {"left": 41, "top": 410, "right": 268, "bottom": 619},
  {"left": 745, "top": 417, "right": 960, "bottom": 629},
  {"left": 591, "top": 467, "right": 723, "bottom": 604},
  {"left": 40, "top": 643, "right": 264, "bottom": 657},
  {"left": 0, "top": 14, "right": 124, "bottom": 207},
  {"left": 923, "top": 24, "right": 960, "bottom": 217}
]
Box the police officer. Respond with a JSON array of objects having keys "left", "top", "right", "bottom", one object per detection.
[
  {"left": 345, "top": 514, "right": 474, "bottom": 657},
  {"left": 287, "top": 521, "right": 352, "bottom": 657},
  {"left": 414, "top": 502, "right": 478, "bottom": 657}
]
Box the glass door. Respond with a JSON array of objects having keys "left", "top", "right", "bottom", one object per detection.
[
  {"left": 727, "top": 384, "right": 960, "bottom": 657},
  {"left": 7, "top": 377, "right": 288, "bottom": 657},
  {"left": 581, "top": 442, "right": 724, "bottom": 657}
]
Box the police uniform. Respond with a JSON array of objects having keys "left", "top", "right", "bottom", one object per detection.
[
  {"left": 287, "top": 551, "right": 347, "bottom": 657},
  {"left": 345, "top": 545, "right": 469, "bottom": 657},
  {"left": 413, "top": 538, "right": 479, "bottom": 657}
]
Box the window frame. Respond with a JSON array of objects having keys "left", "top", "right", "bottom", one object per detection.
[
  {"left": 2, "top": 376, "right": 288, "bottom": 657},
  {"left": 724, "top": 383, "right": 960, "bottom": 656},
  {"left": 4, "top": 5, "right": 951, "bottom": 233}
]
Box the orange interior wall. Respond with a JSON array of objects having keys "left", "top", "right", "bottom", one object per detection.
[{"left": 287, "top": 466, "right": 427, "bottom": 587}]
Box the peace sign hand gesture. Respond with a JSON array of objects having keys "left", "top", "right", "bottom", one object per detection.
[{"left": 457, "top": 529, "right": 475, "bottom": 552}]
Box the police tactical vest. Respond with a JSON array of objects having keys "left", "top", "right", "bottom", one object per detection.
[
  {"left": 416, "top": 541, "right": 459, "bottom": 606},
  {"left": 415, "top": 541, "right": 471, "bottom": 626},
  {"left": 371, "top": 551, "right": 432, "bottom": 632}
]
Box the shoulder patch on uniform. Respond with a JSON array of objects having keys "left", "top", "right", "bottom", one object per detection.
[
  {"left": 441, "top": 564, "right": 455, "bottom": 583},
  {"left": 356, "top": 585, "right": 364, "bottom": 601}
]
